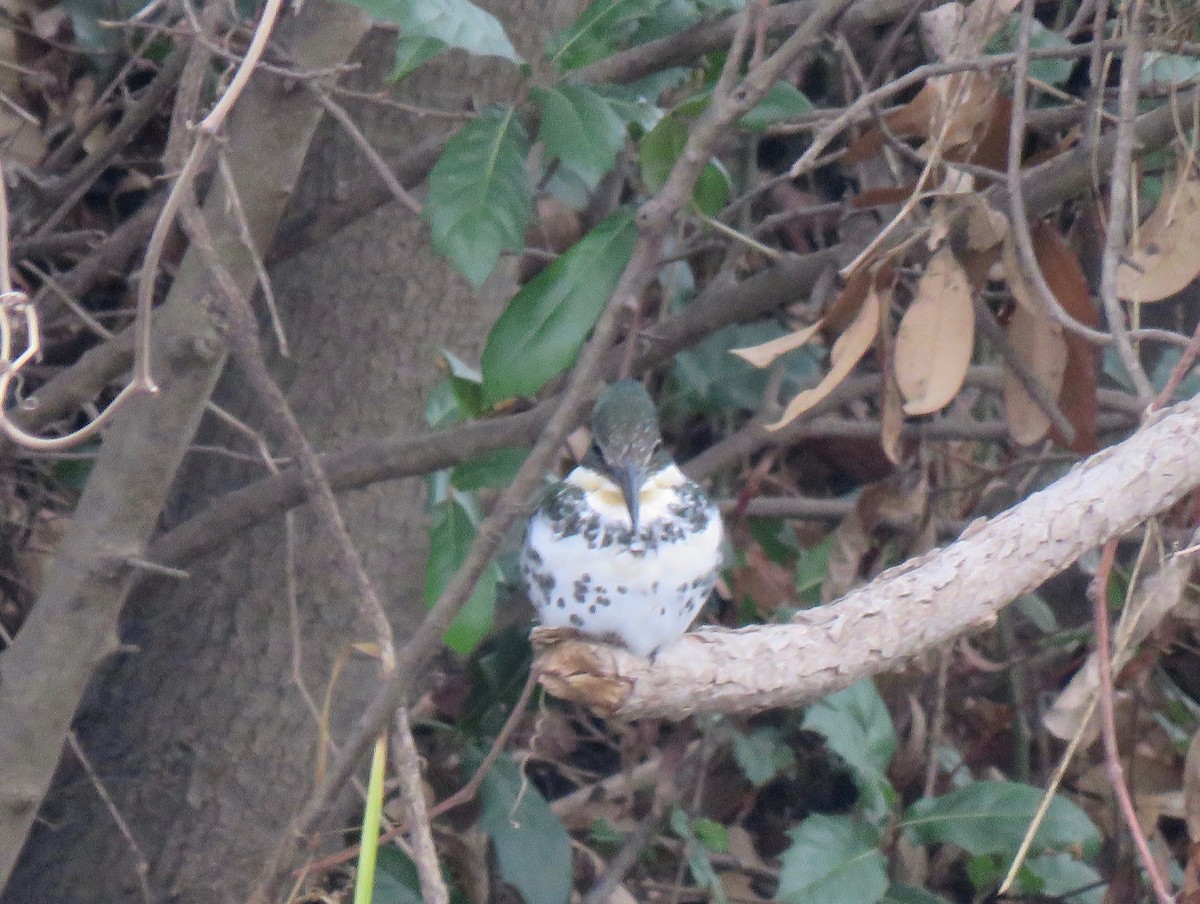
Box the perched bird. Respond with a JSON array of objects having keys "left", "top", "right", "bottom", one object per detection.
[{"left": 521, "top": 381, "right": 724, "bottom": 657}]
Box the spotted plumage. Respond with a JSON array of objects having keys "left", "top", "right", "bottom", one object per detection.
[{"left": 522, "top": 381, "right": 723, "bottom": 657}]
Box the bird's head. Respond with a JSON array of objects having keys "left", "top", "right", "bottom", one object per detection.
[{"left": 585, "top": 381, "right": 671, "bottom": 532}]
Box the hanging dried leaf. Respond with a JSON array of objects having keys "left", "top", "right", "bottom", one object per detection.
[
  {"left": 843, "top": 74, "right": 1001, "bottom": 166},
  {"left": 1036, "top": 222, "right": 1099, "bottom": 453},
  {"left": 822, "top": 266, "right": 874, "bottom": 335},
  {"left": 877, "top": 298, "right": 906, "bottom": 465},
  {"left": 1117, "top": 175, "right": 1200, "bottom": 303},
  {"left": 894, "top": 247, "right": 974, "bottom": 415},
  {"left": 766, "top": 287, "right": 882, "bottom": 431},
  {"left": 1002, "top": 302, "right": 1066, "bottom": 445},
  {"left": 730, "top": 320, "right": 823, "bottom": 368},
  {"left": 966, "top": 199, "right": 1009, "bottom": 251}
]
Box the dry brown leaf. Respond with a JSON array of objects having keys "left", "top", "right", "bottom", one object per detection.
[
  {"left": 895, "top": 247, "right": 974, "bottom": 415},
  {"left": 1118, "top": 175, "right": 1200, "bottom": 303},
  {"left": 730, "top": 320, "right": 823, "bottom": 368},
  {"left": 766, "top": 285, "right": 881, "bottom": 431},
  {"left": 1037, "top": 222, "right": 1099, "bottom": 453},
  {"left": 1002, "top": 302, "right": 1066, "bottom": 445},
  {"left": 966, "top": 199, "right": 1009, "bottom": 251},
  {"left": 823, "top": 266, "right": 874, "bottom": 335},
  {"left": 878, "top": 299, "right": 906, "bottom": 465}
]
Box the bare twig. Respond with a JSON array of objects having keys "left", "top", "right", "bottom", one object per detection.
[
  {"left": 66, "top": 731, "right": 153, "bottom": 904},
  {"left": 1097, "top": 0, "right": 1155, "bottom": 404},
  {"left": 312, "top": 87, "right": 423, "bottom": 216},
  {"left": 392, "top": 709, "right": 449, "bottom": 904},
  {"left": 1089, "top": 540, "right": 1174, "bottom": 904},
  {"left": 1006, "top": 0, "right": 1114, "bottom": 348}
]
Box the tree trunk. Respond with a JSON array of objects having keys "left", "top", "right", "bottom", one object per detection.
[{"left": 2, "top": 3, "right": 561, "bottom": 901}]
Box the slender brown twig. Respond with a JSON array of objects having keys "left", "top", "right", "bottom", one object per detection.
[{"left": 1089, "top": 539, "right": 1175, "bottom": 904}]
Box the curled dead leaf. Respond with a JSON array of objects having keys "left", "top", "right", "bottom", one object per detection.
[
  {"left": 730, "top": 320, "right": 823, "bottom": 368},
  {"left": 1118, "top": 176, "right": 1200, "bottom": 303},
  {"left": 895, "top": 247, "right": 974, "bottom": 415},
  {"left": 766, "top": 284, "right": 882, "bottom": 431},
  {"left": 1002, "top": 302, "right": 1066, "bottom": 446}
]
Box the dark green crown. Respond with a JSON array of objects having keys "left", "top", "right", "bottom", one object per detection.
[{"left": 585, "top": 381, "right": 671, "bottom": 529}]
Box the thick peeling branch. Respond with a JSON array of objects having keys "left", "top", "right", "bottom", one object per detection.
[{"left": 535, "top": 395, "right": 1200, "bottom": 719}]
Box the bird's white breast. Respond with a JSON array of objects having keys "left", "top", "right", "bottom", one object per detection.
[{"left": 522, "top": 464, "right": 723, "bottom": 656}]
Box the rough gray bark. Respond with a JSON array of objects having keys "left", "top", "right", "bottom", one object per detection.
[{"left": 1, "top": 3, "right": 564, "bottom": 902}]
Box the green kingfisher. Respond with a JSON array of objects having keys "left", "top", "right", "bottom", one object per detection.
[{"left": 521, "top": 381, "right": 724, "bottom": 657}]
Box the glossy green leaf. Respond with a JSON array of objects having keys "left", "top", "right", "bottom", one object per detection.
[
  {"left": 351, "top": 0, "right": 522, "bottom": 64},
  {"left": 904, "top": 780, "right": 1100, "bottom": 858},
  {"left": 732, "top": 725, "right": 796, "bottom": 787},
  {"left": 778, "top": 814, "right": 887, "bottom": 904},
  {"left": 451, "top": 446, "right": 529, "bottom": 490},
  {"left": 425, "top": 497, "right": 499, "bottom": 653},
  {"left": 547, "top": 0, "right": 665, "bottom": 70},
  {"left": 392, "top": 35, "right": 445, "bottom": 79},
  {"left": 426, "top": 106, "right": 531, "bottom": 287},
  {"left": 481, "top": 208, "right": 638, "bottom": 404},
  {"left": 532, "top": 84, "right": 629, "bottom": 188},
  {"left": 478, "top": 753, "right": 572, "bottom": 904}
]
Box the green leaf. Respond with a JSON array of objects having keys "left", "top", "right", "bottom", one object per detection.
[
  {"left": 804, "top": 679, "right": 897, "bottom": 823},
  {"left": 547, "top": 0, "right": 666, "bottom": 70},
  {"left": 481, "top": 208, "right": 638, "bottom": 404},
  {"left": 778, "top": 814, "right": 888, "bottom": 904},
  {"left": 731, "top": 725, "right": 796, "bottom": 787},
  {"left": 53, "top": 451, "right": 97, "bottom": 491},
  {"left": 439, "top": 347, "right": 485, "bottom": 416},
  {"left": 670, "top": 809, "right": 728, "bottom": 904},
  {"left": 350, "top": 0, "right": 522, "bottom": 64},
  {"left": 532, "top": 84, "right": 629, "bottom": 189},
  {"left": 374, "top": 846, "right": 470, "bottom": 904},
  {"left": 903, "top": 780, "right": 1101, "bottom": 858},
  {"left": 692, "top": 817, "right": 729, "bottom": 853},
  {"left": 425, "top": 497, "right": 499, "bottom": 653},
  {"left": 1023, "top": 853, "right": 1105, "bottom": 904},
  {"left": 738, "top": 81, "right": 815, "bottom": 131},
  {"left": 640, "top": 115, "right": 687, "bottom": 192},
  {"left": 451, "top": 446, "right": 529, "bottom": 490},
  {"left": 804, "top": 679, "right": 897, "bottom": 776},
  {"left": 373, "top": 846, "right": 426, "bottom": 904},
  {"left": 1141, "top": 52, "right": 1200, "bottom": 86},
  {"left": 673, "top": 320, "right": 822, "bottom": 415},
  {"left": 880, "top": 885, "right": 952, "bottom": 904},
  {"left": 393, "top": 35, "right": 445, "bottom": 79},
  {"left": 426, "top": 106, "right": 532, "bottom": 288},
  {"left": 987, "top": 14, "right": 1073, "bottom": 86},
  {"left": 478, "top": 753, "right": 573, "bottom": 904},
  {"left": 675, "top": 81, "right": 815, "bottom": 131},
  {"left": 591, "top": 82, "right": 665, "bottom": 131},
  {"left": 639, "top": 115, "right": 729, "bottom": 214}
]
